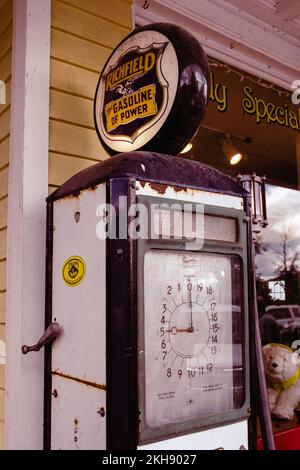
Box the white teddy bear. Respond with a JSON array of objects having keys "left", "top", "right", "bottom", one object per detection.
[{"left": 263, "top": 343, "right": 300, "bottom": 420}]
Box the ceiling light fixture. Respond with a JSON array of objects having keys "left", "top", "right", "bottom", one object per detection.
[{"left": 222, "top": 134, "right": 243, "bottom": 166}]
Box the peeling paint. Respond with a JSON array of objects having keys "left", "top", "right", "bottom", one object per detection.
[
  {"left": 140, "top": 180, "right": 198, "bottom": 195},
  {"left": 146, "top": 182, "right": 167, "bottom": 194},
  {"left": 56, "top": 185, "right": 100, "bottom": 203}
]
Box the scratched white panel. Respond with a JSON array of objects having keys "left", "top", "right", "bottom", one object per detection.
[
  {"left": 51, "top": 184, "right": 106, "bottom": 449},
  {"left": 52, "top": 184, "right": 106, "bottom": 385},
  {"left": 51, "top": 374, "right": 106, "bottom": 450},
  {"left": 139, "top": 420, "right": 248, "bottom": 450}
]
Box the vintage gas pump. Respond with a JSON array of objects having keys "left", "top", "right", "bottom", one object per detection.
[{"left": 23, "top": 23, "right": 256, "bottom": 450}]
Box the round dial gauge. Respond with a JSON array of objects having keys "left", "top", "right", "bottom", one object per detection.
[{"left": 143, "top": 250, "right": 243, "bottom": 428}]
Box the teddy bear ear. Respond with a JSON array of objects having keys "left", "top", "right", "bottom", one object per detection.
[{"left": 262, "top": 344, "right": 272, "bottom": 353}]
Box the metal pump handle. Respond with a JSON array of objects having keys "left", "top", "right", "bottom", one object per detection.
[{"left": 21, "top": 322, "right": 61, "bottom": 354}]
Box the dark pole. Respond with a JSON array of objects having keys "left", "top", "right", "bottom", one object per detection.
[
  {"left": 252, "top": 255, "right": 275, "bottom": 450},
  {"left": 242, "top": 177, "right": 275, "bottom": 450}
]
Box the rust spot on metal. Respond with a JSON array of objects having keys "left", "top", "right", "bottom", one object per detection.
[
  {"left": 74, "top": 417, "right": 79, "bottom": 444},
  {"left": 147, "top": 182, "right": 167, "bottom": 194},
  {"left": 56, "top": 185, "right": 99, "bottom": 203},
  {"left": 173, "top": 186, "right": 189, "bottom": 193},
  {"left": 52, "top": 370, "right": 107, "bottom": 391},
  {"left": 97, "top": 407, "right": 105, "bottom": 417},
  {"left": 140, "top": 180, "right": 192, "bottom": 195}
]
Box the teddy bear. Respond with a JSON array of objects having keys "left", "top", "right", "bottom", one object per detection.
[{"left": 263, "top": 343, "right": 300, "bottom": 420}]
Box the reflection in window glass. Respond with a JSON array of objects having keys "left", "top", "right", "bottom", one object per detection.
[
  {"left": 256, "top": 185, "right": 300, "bottom": 320},
  {"left": 292, "top": 307, "right": 300, "bottom": 318},
  {"left": 266, "top": 307, "right": 291, "bottom": 320},
  {"left": 256, "top": 185, "right": 300, "bottom": 285},
  {"left": 257, "top": 185, "right": 300, "bottom": 434},
  {"left": 256, "top": 184, "right": 300, "bottom": 345},
  {"left": 268, "top": 281, "right": 286, "bottom": 301}
]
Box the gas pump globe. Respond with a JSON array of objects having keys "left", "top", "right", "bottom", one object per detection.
[{"left": 22, "top": 23, "right": 255, "bottom": 450}]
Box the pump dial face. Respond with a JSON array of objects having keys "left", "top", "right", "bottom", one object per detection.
[{"left": 143, "top": 250, "right": 243, "bottom": 427}]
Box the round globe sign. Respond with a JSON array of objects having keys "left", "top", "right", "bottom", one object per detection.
[{"left": 94, "top": 23, "right": 210, "bottom": 156}]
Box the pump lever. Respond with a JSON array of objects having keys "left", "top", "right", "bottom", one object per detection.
[{"left": 21, "top": 322, "right": 61, "bottom": 354}]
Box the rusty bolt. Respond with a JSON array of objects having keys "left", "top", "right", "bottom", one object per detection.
[
  {"left": 52, "top": 389, "right": 58, "bottom": 398},
  {"left": 98, "top": 407, "right": 105, "bottom": 417}
]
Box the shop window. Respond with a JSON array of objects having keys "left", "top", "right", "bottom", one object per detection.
[
  {"left": 256, "top": 184, "right": 300, "bottom": 442},
  {"left": 256, "top": 184, "right": 300, "bottom": 321},
  {"left": 184, "top": 56, "right": 300, "bottom": 447}
]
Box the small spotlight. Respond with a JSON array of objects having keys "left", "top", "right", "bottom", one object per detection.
[
  {"left": 222, "top": 135, "right": 243, "bottom": 165},
  {"left": 230, "top": 152, "right": 242, "bottom": 166},
  {"left": 180, "top": 142, "right": 193, "bottom": 154}
]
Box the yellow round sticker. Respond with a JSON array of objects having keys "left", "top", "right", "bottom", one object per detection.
[{"left": 62, "top": 256, "right": 86, "bottom": 287}]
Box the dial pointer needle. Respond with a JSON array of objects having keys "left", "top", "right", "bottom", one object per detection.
[{"left": 166, "top": 327, "right": 194, "bottom": 334}]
